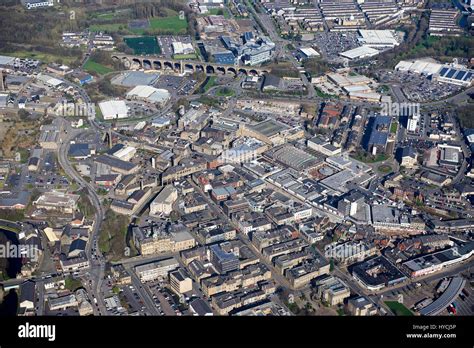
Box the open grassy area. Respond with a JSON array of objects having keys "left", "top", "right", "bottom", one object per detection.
[
  {"left": 84, "top": 60, "right": 114, "bottom": 75},
  {"left": 89, "top": 23, "right": 128, "bottom": 33},
  {"left": 173, "top": 53, "right": 197, "bottom": 60},
  {"left": 385, "top": 301, "right": 414, "bottom": 316},
  {"left": 353, "top": 152, "right": 389, "bottom": 163},
  {"left": 98, "top": 209, "right": 133, "bottom": 261},
  {"left": 88, "top": 8, "right": 131, "bottom": 20},
  {"left": 208, "top": 8, "right": 231, "bottom": 18},
  {"left": 216, "top": 87, "right": 235, "bottom": 97},
  {"left": 390, "top": 122, "right": 398, "bottom": 134},
  {"left": 65, "top": 277, "right": 82, "bottom": 291},
  {"left": 149, "top": 15, "right": 187, "bottom": 34},
  {"left": 378, "top": 164, "right": 393, "bottom": 174},
  {"left": 197, "top": 76, "right": 217, "bottom": 94},
  {"left": 269, "top": 62, "right": 300, "bottom": 78}
]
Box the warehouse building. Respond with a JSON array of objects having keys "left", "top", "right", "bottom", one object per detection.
[
  {"left": 126, "top": 85, "right": 170, "bottom": 106},
  {"left": 357, "top": 29, "right": 400, "bottom": 48},
  {"left": 98, "top": 100, "right": 129, "bottom": 120},
  {"left": 340, "top": 46, "right": 379, "bottom": 60},
  {"left": 434, "top": 66, "right": 473, "bottom": 87},
  {"left": 111, "top": 71, "right": 160, "bottom": 87}
]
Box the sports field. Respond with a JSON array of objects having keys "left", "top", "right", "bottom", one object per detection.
[
  {"left": 149, "top": 15, "right": 187, "bottom": 34},
  {"left": 124, "top": 36, "right": 161, "bottom": 55}
]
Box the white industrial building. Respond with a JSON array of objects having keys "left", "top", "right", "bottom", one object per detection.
[
  {"left": 395, "top": 60, "right": 473, "bottom": 87},
  {"left": 36, "top": 74, "right": 64, "bottom": 88},
  {"left": 395, "top": 60, "right": 443, "bottom": 75},
  {"left": 357, "top": 30, "right": 400, "bottom": 48},
  {"left": 407, "top": 113, "right": 420, "bottom": 133},
  {"left": 112, "top": 146, "right": 137, "bottom": 162},
  {"left": 172, "top": 42, "right": 195, "bottom": 55},
  {"left": 340, "top": 46, "right": 379, "bottom": 60},
  {"left": 98, "top": 100, "right": 129, "bottom": 120},
  {"left": 126, "top": 85, "right": 171, "bottom": 105},
  {"left": 299, "top": 47, "right": 320, "bottom": 58}
]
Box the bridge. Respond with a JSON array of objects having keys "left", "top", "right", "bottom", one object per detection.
[{"left": 111, "top": 54, "right": 268, "bottom": 76}]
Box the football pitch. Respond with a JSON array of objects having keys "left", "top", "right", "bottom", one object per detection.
[{"left": 124, "top": 36, "right": 161, "bottom": 55}]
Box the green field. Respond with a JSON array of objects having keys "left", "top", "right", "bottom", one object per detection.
[
  {"left": 201, "top": 76, "right": 217, "bottom": 93},
  {"left": 378, "top": 164, "right": 393, "bottom": 174},
  {"left": 208, "top": 8, "right": 231, "bottom": 18},
  {"left": 149, "top": 15, "right": 187, "bottom": 34},
  {"left": 384, "top": 301, "right": 414, "bottom": 316},
  {"left": 89, "top": 23, "right": 128, "bottom": 33},
  {"left": 124, "top": 36, "right": 161, "bottom": 55},
  {"left": 84, "top": 60, "right": 114, "bottom": 75},
  {"left": 96, "top": 12, "right": 118, "bottom": 20},
  {"left": 390, "top": 122, "right": 398, "bottom": 134},
  {"left": 216, "top": 87, "right": 235, "bottom": 97},
  {"left": 173, "top": 53, "right": 198, "bottom": 60},
  {"left": 353, "top": 152, "right": 389, "bottom": 163}
]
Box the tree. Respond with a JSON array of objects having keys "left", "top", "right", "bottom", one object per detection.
[
  {"left": 98, "top": 78, "right": 122, "bottom": 97},
  {"left": 169, "top": 210, "right": 180, "bottom": 222},
  {"left": 18, "top": 109, "right": 30, "bottom": 121}
]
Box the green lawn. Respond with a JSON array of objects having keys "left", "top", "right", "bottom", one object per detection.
[
  {"left": 378, "top": 164, "right": 393, "bottom": 173},
  {"left": 208, "top": 8, "right": 231, "bottom": 18},
  {"left": 65, "top": 277, "right": 82, "bottom": 291},
  {"left": 89, "top": 23, "right": 128, "bottom": 33},
  {"left": 149, "top": 15, "right": 187, "bottom": 34},
  {"left": 84, "top": 60, "right": 114, "bottom": 75},
  {"left": 95, "top": 105, "right": 103, "bottom": 121},
  {"left": 353, "top": 152, "right": 389, "bottom": 163},
  {"left": 173, "top": 53, "right": 197, "bottom": 60},
  {"left": 390, "top": 122, "right": 398, "bottom": 134},
  {"left": 385, "top": 301, "right": 414, "bottom": 316},
  {"left": 216, "top": 87, "right": 235, "bottom": 97},
  {"left": 202, "top": 76, "right": 217, "bottom": 92}
]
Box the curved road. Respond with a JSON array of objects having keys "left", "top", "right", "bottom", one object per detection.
[{"left": 57, "top": 118, "right": 107, "bottom": 314}]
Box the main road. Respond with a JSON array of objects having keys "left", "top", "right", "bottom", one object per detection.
[{"left": 56, "top": 117, "right": 108, "bottom": 314}]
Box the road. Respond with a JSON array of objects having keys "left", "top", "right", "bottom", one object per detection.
[{"left": 56, "top": 117, "right": 107, "bottom": 314}]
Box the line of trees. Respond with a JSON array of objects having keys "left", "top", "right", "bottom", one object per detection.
[{"left": 131, "top": 0, "right": 187, "bottom": 19}]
